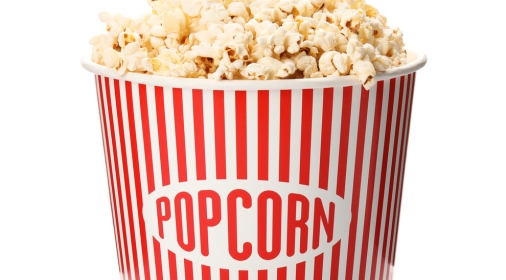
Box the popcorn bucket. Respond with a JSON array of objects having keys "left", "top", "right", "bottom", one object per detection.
[{"left": 82, "top": 50, "right": 426, "bottom": 280}]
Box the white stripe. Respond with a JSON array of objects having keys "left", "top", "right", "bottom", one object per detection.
[
  {"left": 121, "top": 81, "right": 146, "bottom": 280},
  {"left": 164, "top": 88, "right": 179, "bottom": 184},
  {"left": 202, "top": 89, "right": 216, "bottom": 180},
  {"left": 286, "top": 264, "right": 296, "bottom": 280},
  {"left": 388, "top": 77, "right": 409, "bottom": 280},
  {"left": 323, "top": 87, "right": 342, "bottom": 280},
  {"left": 374, "top": 77, "right": 399, "bottom": 280},
  {"left": 372, "top": 79, "right": 392, "bottom": 280},
  {"left": 175, "top": 254, "right": 185, "bottom": 280},
  {"left": 182, "top": 88, "right": 197, "bottom": 182},
  {"left": 327, "top": 87, "right": 343, "bottom": 196},
  {"left": 193, "top": 262, "right": 203, "bottom": 280},
  {"left": 268, "top": 266, "right": 277, "bottom": 280},
  {"left": 307, "top": 88, "right": 324, "bottom": 280},
  {"left": 210, "top": 266, "right": 220, "bottom": 280},
  {"left": 105, "top": 77, "right": 129, "bottom": 277},
  {"left": 146, "top": 85, "right": 170, "bottom": 279},
  {"left": 249, "top": 269, "right": 258, "bottom": 280},
  {"left": 390, "top": 75, "right": 413, "bottom": 276},
  {"left": 289, "top": 89, "right": 303, "bottom": 184},
  {"left": 132, "top": 83, "right": 157, "bottom": 280},
  {"left": 144, "top": 85, "right": 169, "bottom": 280},
  {"left": 113, "top": 79, "right": 137, "bottom": 280},
  {"left": 147, "top": 86, "right": 162, "bottom": 190},
  {"left": 352, "top": 85, "right": 378, "bottom": 280},
  {"left": 224, "top": 90, "right": 237, "bottom": 179},
  {"left": 305, "top": 258, "right": 315, "bottom": 279},
  {"left": 247, "top": 90, "right": 258, "bottom": 180},
  {"left": 268, "top": 90, "right": 280, "bottom": 182},
  {"left": 393, "top": 75, "right": 414, "bottom": 251},
  {"left": 364, "top": 81, "right": 390, "bottom": 280},
  {"left": 338, "top": 84, "right": 362, "bottom": 280},
  {"left": 321, "top": 251, "right": 332, "bottom": 280},
  {"left": 228, "top": 269, "right": 238, "bottom": 280},
  {"left": 382, "top": 76, "right": 407, "bottom": 280},
  {"left": 97, "top": 76, "right": 123, "bottom": 275},
  {"left": 309, "top": 88, "right": 324, "bottom": 189}
]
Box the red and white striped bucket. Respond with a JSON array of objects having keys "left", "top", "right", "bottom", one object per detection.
[{"left": 82, "top": 50, "right": 426, "bottom": 280}]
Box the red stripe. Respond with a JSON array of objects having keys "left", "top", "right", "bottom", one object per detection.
[
  {"left": 193, "top": 89, "right": 207, "bottom": 180},
  {"left": 358, "top": 81, "right": 385, "bottom": 280},
  {"left": 391, "top": 73, "right": 416, "bottom": 267},
  {"left": 184, "top": 259, "right": 194, "bottom": 280},
  {"left": 258, "top": 270, "right": 268, "bottom": 280},
  {"left": 97, "top": 76, "right": 123, "bottom": 276},
  {"left": 139, "top": 84, "right": 155, "bottom": 193},
  {"left": 369, "top": 78, "right": 396, "bottom": 280},
  {"left": 220, "top": 269, "right": 229, "bottom": 280},
  {"left": 155, "top": 86, "right": 170, "bottom": 186},
  {"left": 314, "top": 253, "right": 324, "bottom": 280},
  {"left": 168, "top": 250, "right": 178, "bottom": 280},
  {"left": 239, "top": 270, "right": 248, "bottom": 280},
  {"left": 299, "top": 89, "right": 313, "bottom": 186},
  {"left": 115, "top": 79, "right": 140, "bottom": 280},
  {"left": 296, "top": 262, "right": 306, "bottom": 280},
  {"left": 345, "top": 86, "right": 370, "bottom": 280},
  {"left": 258, "top": 90, "right": 269, "bottom": 180},
  {"left": 380, "top": 76, "right": 405, "bottom": 280},
  {"left": 318, "top": 88, "right": 334, "bottom": 190},
  {"left": 277, "top": 267, "right": 287, "bottom": 280},
  {"left": 125, "top": 81, "right": 151, "bottom": 280},
  {"left": 105, "top": 78, "right": 131, "bottom": 279},
  {"left": 173, "top": 88, "right": 188, "bottom": 182},
  {"left": 202, "top": 265, "right": 211, "bottom": 280},
  {"left": 330, "top": 240, "right": 341, "bottom": 280},
  {"left": 387, "top": 75, "right": 412, "bottom": 280},
  {"left": 279, "top": 90, "right": 291, "bottom": 182},
  {"left": 336, "top": 86, "right": 353, "bottom": 198},
  {"left": 235, "top": 90, "right": 248, "bottom": 179},
  {"left": 153, "top": 238, "right": 164, "bottom": 280},
  {"left": 213, "top": 90, "right": 227, "bottom": 179}
]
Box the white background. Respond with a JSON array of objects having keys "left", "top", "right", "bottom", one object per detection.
[{"left": 0, "top": 0, "right": 505, "bottom": 279}]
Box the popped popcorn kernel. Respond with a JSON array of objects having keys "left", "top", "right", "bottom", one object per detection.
[{"left": 90, "top": 0, "right": 409, "bottom": 89}]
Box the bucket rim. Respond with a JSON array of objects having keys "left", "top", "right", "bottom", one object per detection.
[{"left": 81, "top": 49, "right": 426, "bottom": 90}]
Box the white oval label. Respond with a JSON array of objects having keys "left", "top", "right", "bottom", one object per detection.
[{"left": 143, "top": 180, "right": 351, "bottom": 270}]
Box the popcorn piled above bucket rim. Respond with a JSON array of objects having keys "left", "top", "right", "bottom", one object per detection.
[{"left": 90, "top": 0, "right": 408, "bottom": 90}]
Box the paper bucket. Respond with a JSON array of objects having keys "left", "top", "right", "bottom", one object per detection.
[{"left": 82, "top": 50, "right": 426, "bottom": 280}]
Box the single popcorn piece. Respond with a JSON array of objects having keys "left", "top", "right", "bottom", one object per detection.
[
  {"left": 90, "top": 0, "right": 409, "bottom": 89},
  {"left": 352, "top": 60, "right": 376, "bottom": 90}
]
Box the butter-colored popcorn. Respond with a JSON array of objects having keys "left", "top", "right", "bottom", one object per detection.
[
  {"left": 310, "top": 29, "right": 338, "bottom": 51},
  {"left": 347, "top": 39, "right": 367, "bottom": 62},
  {"left": 372, "top": 54, "right": 392, "bottom": 71},
  {"left": 352, "top": 60, "right": 376, "bottom": 90},
  {"left": 242, "top": 63, "right": 270, "bottom": 80},
  {"left": 293, "top": 52, "right": 318, "bottom": 77},
  {"left": 200, "top": 2, "right": 231, "bottom": 27},
  {"left": 318, "top": 50, "right": 351, "bottom": 77},
  {"left": 333, "top": 52, "right": 351, "bottom": 75},
  {"left": 319, "top": 51, "right": 339, "bottom": 76},
  {"left": 255, "top": 56, "right": 296, "bottom": 78},
  {"left": 227, "top": 2, "right": 250, "bottom": 23},
  {"left": 103, "top": 48, "right": 121, "bottom": 69},
  {"left": 116, "top": 42, "right": 148, "bottom": 75},
  {"left": 91, "top": 0, "right": 409, "bottom": 88}
]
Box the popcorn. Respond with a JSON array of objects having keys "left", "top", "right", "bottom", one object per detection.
[
  {"left": 347, "top": 39, "right": 367, "bottom": 62},
  {"left": 352, "top": 60, "right": 376, "bottom": 89},
  {"left": 293, "top": 52, "right": 318, "bottom": 78},
  {"left": 90, "top": 0, "right": 409, "bottom": 89}
]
